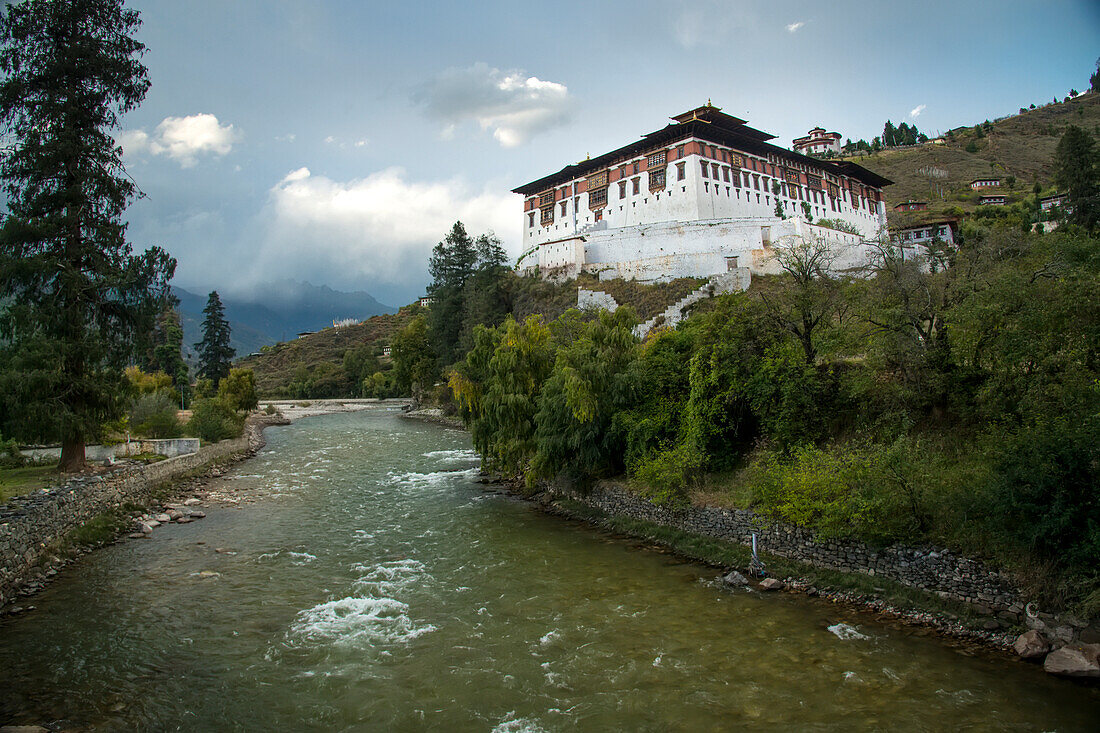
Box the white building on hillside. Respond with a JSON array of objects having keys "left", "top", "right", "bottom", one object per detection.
[
  {"left": 514, "top": 103, "right": 891, "bottom": 282},
  {"left": 793, "top": 126, "right": 843, "bottom": 156}
]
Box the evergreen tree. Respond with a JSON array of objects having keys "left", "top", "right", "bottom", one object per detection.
[
  {"left": 461, "top": 232, "right": 511, "bottom": 349},
  {"left": 427, "top": 221, "right": 477, "bottom": 365},
  {"left": 1054, "top": 125, "right": 1099, "bottom": 231},
  {"left": 883, "top": 120, "right": 897, "bottom": 147},
  {"left": 195, "top": 291, "right": 234, "bottom": 385},
  {"left": 0, "top": 0, "right": 175, "bottom": 470},
  {"left": 146, "top": 295, "right": 189, "bottom": 402}
]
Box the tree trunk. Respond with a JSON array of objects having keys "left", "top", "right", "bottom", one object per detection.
[{"left": 58, "top": 437, "right": 86, "bottom": 472}]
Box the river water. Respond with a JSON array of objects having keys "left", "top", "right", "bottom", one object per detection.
[{"left": 1, "top": 409, "right": 1097, "bottom": 730}]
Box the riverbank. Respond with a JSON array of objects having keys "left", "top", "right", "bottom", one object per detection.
[
  {"left": 391, "top": 410, "right": 1100, "bottom": 676},
  {"left": 0, "top": 413, "right": 288, "bottom": 611}
]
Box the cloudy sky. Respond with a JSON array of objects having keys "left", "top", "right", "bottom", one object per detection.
[{"left": 117, "top": 0, "right": 1100, "bottom": 306}]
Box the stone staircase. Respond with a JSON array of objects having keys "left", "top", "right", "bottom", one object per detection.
[{"left": 632, "top": 269, "right": 750, "bottom": 338}]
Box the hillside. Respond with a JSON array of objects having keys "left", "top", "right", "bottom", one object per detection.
[
  {"left": 236, "top": 308, "right": 415, "bottom": 397},
  {"left": 840, "top": 91, "right": 1100, "bottom": 220},
  {"left": 175, "top": 281, "right": 396, "bottom": 361}
]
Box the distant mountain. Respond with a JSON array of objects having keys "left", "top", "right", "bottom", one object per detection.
[{"left": 174, "top": 281, "right": 396, "bottom": 359}]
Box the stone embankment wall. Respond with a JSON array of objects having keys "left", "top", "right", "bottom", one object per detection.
[
  {"left": 558, "top": 482, "right": 1026, "bottom": 617},
  {"left": 0, "top": 418, "right": 274, "bottom": 606}
]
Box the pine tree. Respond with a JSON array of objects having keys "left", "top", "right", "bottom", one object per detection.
[
  {"left": 195, "top": 291, "right": 234, "bottom": 386},
  {"left": 427, "top": 221, "right": 478, "bottom": 365},
  {"left": 1054, "top": 125, "right": 1099, "bottom": 231},
  {"left": 0, "top": 0, "right": 175, "bottom": 470},
  {"left": 145, "top": 293, "right": 189, "bottom": 401}
]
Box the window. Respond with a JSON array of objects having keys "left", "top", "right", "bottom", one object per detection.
[
  {"left": 712, "top": 163, "right": 719, "bottom": 179},
  {"left": 753, "top": 175, "right": 760, "bottom": 191},
  {"left": 726, "top": 255, "right": 739, "bottom": 270},
  {"left": 677, "top": 162, "right": 686, "bottom": 180},
  {"left": 723, "top": 167, "right": 730, "bottom": 183},
  {"left": 649, "top": 168, "right": 666, "bottom": 190},
  {"left": 676, "top": 144, "right": 685, "bottom": 159},
  {"left": 588, "top": 187, "right": 608, "bottom": 208},
  {"left": 619, "top": 180, "right": 627, "bottom": 198},
  {"left": 560, "top": 200, "right": 567, "bottom": 215},
  {"left": 539, "top": 191, "right": 554, "bottom": 207},
  {"left": 632, "top": 177, "right": 640, "bottom": 195},
  {"left": 647, "top": 151, "right": 666, "bottom": 168},
  {"left": 528, "top": 212, "right": 535, "bottom": 228},
  {"left": 540, "top": 206, "right": 553, "bottom": 225},
  {"left": 632, "top": 161, "right": 639, "bottom": 174},
  {"left": 700, "top": 161, "right": 708, "bottom": 178}
]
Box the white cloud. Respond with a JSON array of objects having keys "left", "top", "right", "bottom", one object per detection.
[
  {"left": 786, "top": 21, "right": 804, "bottom": 33},
  {"left": 910, "top": 104, "right": 927, "bottom": 117},
  {"left": 118, "top": 113, "right": 239, "bottom": 167},
  {"left": 418, "top": 62, "right": 572, "bottom": 147},
  {"left": 255, "top": 167, "right": 517, "bottom": 290},
  {"left": 354, "top": 139, "right": 368, "bottom": 148},
  {"left": 324, "top": 135, "right": 336, "bottom": 144}
]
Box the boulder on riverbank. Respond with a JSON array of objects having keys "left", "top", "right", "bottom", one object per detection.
[
  {"left": 1013, "top": 630, "right": 1051, "bottom": 659},
  {"left": 1043, "top": 644, "right": 1100, "bottom": 677},
  {"left": 758, "top": 578, "right": 785, "bottom": 592}
]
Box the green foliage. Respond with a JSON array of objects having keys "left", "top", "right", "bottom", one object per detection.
[
  {"left": 146, "top": 301, "right": 189, "bottom": 400},
  {"left": 451, "top": 316, "right": 555, "bottom": 476},
  {"left": 217, "top": 368, "right": 258, "bottom": 413},
  {"left": 815, "top": 218, "right": 861, "bottom": 235},
  {"left": 965, "top": 140, "right": 979, "bottom": 153},
  {"left": 124, "top": 365, "right": 174, "bottom": 396},
  {"left": 0, "top": 430, "right": 25, "bottom": 469},
  {"left": 0, "top": 0, "right": 176, "bottom": 468},
  {"left": 426, "top": 222, "right": 511, "bottom": 366},
  {"left": 1054, "top": 125, "right": 1099, "bottom": 230},
  {"left": 391, "top": 315, "right": 437, "bottom": 396},
  {"left": 195, "top": 291, "right": 234, "bottom": 385},
  {"left": 186, "top": 397, "right": 243, "bottom": 443},
  {"left": 128, "top": 392, "right": 180, "bottom": 439},
  {"left": 342, "top": 345, "right": 380, "bottom": 394},
  {"left": 532, "top": 307, "right": 638, "bottom": 484}
]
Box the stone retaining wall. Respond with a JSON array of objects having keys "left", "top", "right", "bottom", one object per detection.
[
  {"left": 0, "top": 422, "right": 266, "bottom": 606},
  {"left": 557, "top": 482, "right": 1026, "bottom": 617}
]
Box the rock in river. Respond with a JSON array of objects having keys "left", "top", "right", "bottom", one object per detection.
[
  {"left": 722, "top": 571, "right": 748, "bottom": 586},
  {"left": 1043, "top": 644, "right": 1100, "bottom": 678},
  {"left": 1013, "top": 630, "right": 1051, "bottom": 659}
]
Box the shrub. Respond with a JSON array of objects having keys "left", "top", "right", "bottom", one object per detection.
[
  {"left": 631, "top": 442, "right": 704, "bottom": 508},
  {"left": 187, "top": 398, "right": 243, "bottom": 443},
  {"left": 0, "top": 431, "right": 25, "bottom": 469},
  {"left": 218, "top": 368, "right": 258, "bottom": 413},
  {"left": 128, "top": 392, "right": 181, "bottom": 439}
]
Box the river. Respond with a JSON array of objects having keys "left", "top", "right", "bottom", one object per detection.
[{"left": 1, "top": 408, "right": 1097, "bottom": 730}]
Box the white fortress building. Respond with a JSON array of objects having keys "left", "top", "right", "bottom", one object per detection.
[{"left": 514, "top": 103, "right": 891, "bottom": 283}]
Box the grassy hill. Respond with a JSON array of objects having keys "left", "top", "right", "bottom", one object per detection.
[
  {"left": 238, "top": 274, "right": 714, "bottom": 398},
  {"left": 236, "top": 308, "right": 416, "bottom": 397},
  {"left": 840, "top": 91, "right": 1100, "bottom": 221}
]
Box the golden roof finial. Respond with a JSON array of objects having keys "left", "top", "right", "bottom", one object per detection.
[{"left": 707, "top": 98, "right": 712, "bottom": 107}]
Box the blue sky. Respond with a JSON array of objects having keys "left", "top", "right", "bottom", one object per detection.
[{"left": 117, "top": 0, "right": 1100, "bottom": 306}]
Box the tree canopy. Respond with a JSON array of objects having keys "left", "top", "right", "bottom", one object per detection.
[
  {"left": 0, "top": 0, "right": 175, "bottom": 469},
  {"left": 195, "top": 291, "right": 235, "bottom": 386}
]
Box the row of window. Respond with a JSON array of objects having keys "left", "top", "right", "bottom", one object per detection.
[{"left": 529, "top": 162, "right": 881, "bottom": 228}]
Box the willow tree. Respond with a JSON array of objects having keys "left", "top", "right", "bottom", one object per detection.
[{"left": 0, "top": 0, "right": 175, "bottom": 470}]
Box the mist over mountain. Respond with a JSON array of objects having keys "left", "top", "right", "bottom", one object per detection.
[{"left": 174, "top": 281, "right": 396, "bottom": 357}]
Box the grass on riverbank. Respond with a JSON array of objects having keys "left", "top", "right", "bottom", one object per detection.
[
  {"left": 552, "top": 497, "right": 993, "bottom": 633},
  {"left": 0, "top": 464, "right": 60, "bottom": 502}
]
